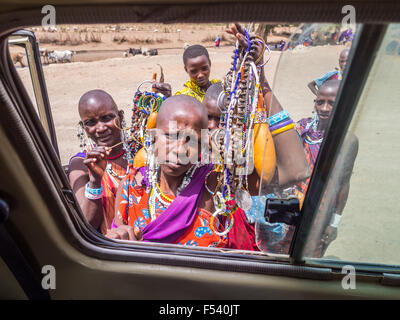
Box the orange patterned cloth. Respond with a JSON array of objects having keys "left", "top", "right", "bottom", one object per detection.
[
  {"left": 100, "top": 161, "right": 126, "bottom": 235},
  {"left": 117, "top": 169, "right": 228, "bottom": 248}
]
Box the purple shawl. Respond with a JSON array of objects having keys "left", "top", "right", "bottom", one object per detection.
[
  {"left": 138, "top": 164, "right": 213, "bottom": 243},
  {"left": 67, "top": 151, "right": 86, "bottom": 176}
]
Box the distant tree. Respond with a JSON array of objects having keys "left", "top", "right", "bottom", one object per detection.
[
  {"left": 256, "top": 23, "right": 300, "bottom": 42},
  {"left": 255, "top": 23, "right": 275, "bottom": 42}
]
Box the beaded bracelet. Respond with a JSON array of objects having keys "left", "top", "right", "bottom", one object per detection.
[
  {"left": 210, "top": 208, "right": 234, "bottom": 237},
  {"left": 269, "top": 118, "right": 294, "bottom": 132},
  {"left": 329, "top": 213, "right": 342, "bottom": 228},
  {"left": 85, "top": 182, "right": 103, "bottom": 200},
  {"left": 268, "top": 110, "right": 290, "bottom": 127},
  {"left": 271, "top": 123, "right": 295, "bottom": 136}
]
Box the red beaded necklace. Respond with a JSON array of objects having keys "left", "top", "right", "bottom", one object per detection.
[{"left": 107, "top": 149, "right": 125, "bottom": 160}]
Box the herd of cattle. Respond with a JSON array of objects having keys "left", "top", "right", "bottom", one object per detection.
[
  {"left": 39, "top": 47, "right": 158, "bottom": 64},
  {"left": 40, "top": 49, "right": 75, "bottom": 64},
  {"left": 12, "top": 45, "right": 168, "bottom": 67},
  {"left": 123, "top": 47, "right": 158, "bottom": 57}
]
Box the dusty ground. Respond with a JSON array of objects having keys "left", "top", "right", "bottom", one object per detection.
[{"left": 10, "top": 23, "right": 399, "bottom": 266}]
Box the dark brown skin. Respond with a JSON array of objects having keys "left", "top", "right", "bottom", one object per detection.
[
  {"left": 68, "top": 90, "right": 127, "bottom": 231},
  {"left": 305, "top": 80, "right": 356, "bottom": 256},
  {"left": 184, "top": 54, "right": 212, "bottom": 91},
  {"left": 203, "top": 96, "right": 221, "bottom": 131},
  {"left": 314, "top": 81, "right": 340, "bottom": 131},
  {"left": 152, "top": 52, "right": 213, "bottom": 97},
  {"left": 338, "top": 48, "right": 350, "bottom": 71}
]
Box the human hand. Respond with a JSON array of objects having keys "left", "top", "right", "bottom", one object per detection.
[
  {"left": 83, "top": 146, "right": 111, "bottom": 181},
  {"left": 105, "top": 225, "right": 143, "bottom": 241},
  {"left": 152, "top": 82, "right": 172, "bottom": 98},
  {"left": 226, "top": 23, "right": 265, "bottom": 65}
]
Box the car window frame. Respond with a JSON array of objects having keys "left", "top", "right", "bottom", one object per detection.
[{"left": 8, "top": 30, "right": 59, "bottom": 159}]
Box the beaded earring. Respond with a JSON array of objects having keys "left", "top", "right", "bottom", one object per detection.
[
  {"left": 144, "top": 131, "right": 159, "bottom": 193},
  {"left": 307, "top": 109, "right": 319, "bottom": 132},
  {"left": 77, "top": 122, "right": 94, "bottom": 152},
  {"left": 118, "top": 113, "right": 133, "bottom": 163}
]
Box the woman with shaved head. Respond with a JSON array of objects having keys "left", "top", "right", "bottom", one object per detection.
[
  {"left": 68, "top": 89, "right": 129, "bottom": 235},
  {"left": 107, "top": 95, "right": 229, "bottom": 246},
  {"left": 295, "top": 80, "right": 358, "bottom": 256}
]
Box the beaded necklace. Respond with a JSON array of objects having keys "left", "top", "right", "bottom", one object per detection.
[
  {"left": 131, "top": 80, "right": 165, "bottom": 157},
  {"left": 106, "top": 161, "right": 129, "bottom": 181},
  {"left": 210, "top": 26, "right": 268, "bottom": 235},
  {"left": 148, "top": 163, "right": 202, "bottom": 221},
  {"left": 107, "top": 149, "right": 125, "bottom": 160},
  {"left": 304, "top": 112, "right": 323, "bottom": 145}
]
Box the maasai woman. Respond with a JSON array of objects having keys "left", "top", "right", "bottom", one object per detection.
[
  {"left": 68, "top": 90, "right": 129, "bottom": 235},
  {"left": 107, "top": 95, "right": 229, "bottom": 247},
  {"left": 107, "top": 23, "right": 310, "bottom": 248},
  {"left": 295, "top": 79, "right": 358, "bottom": 257},
  {"left": 296, "top": 80, "right": 342, "bottom": 201}
]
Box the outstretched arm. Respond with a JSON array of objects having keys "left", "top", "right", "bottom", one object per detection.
[
  {"left": 332, "top": 134, "right": 359, "bottom": 215},
  {"left": 152, "top": 82, "right": 172, "bottom": 98},
  {"left": 227, "top": 24, "right": 310, "bottom": 194},
  {"left": 261, "top": 73, "right": 310, "bottom": 187},
  {"left": 308, "top": 80, "right": 319, "bottom": 95},
  {"left": 317, "top": 134, "right": 359, "bottom": 255}
]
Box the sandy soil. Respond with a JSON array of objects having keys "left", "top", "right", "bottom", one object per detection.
[{"left": 10, "top": 23, "right": 399, "bottom": 266}]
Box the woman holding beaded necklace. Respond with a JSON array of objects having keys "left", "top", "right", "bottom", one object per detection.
[
  {"left": 68, "top": 89, "right": 130, "bottom": 235},
  {"left": 107, "top": 95, "right": 229, "bottom": 246}
]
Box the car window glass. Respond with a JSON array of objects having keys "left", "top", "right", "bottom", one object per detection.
[
  {"left": 255, "top": 23, "right": 357, "bottom": 256},
  {"left": 303, "top": 23, "right": 400, "bottom": 265},
  {"left": 9, "top": 41, "right": 40, "bottom": 115}
]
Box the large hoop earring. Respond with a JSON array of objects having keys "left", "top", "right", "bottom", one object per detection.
[{"left": 217, "top": 91, "right": 227, "bottom": 114}]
